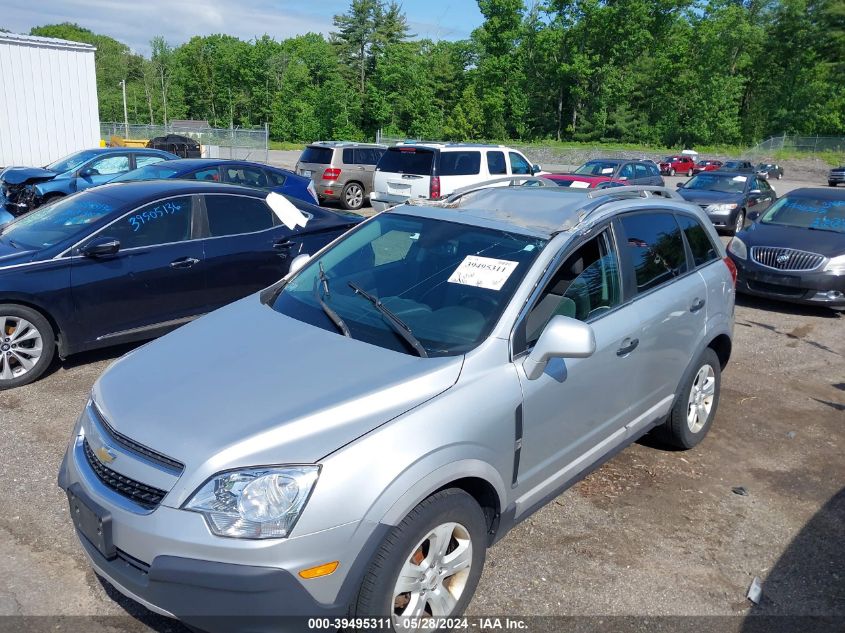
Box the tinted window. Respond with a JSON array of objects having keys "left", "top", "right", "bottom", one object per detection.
[
  {"left": 354, "top": 148, "right": 382, "bottom": 165},
  {"left": 649, "top": 163, "right": 660, "bottom": 176},
  {"left": 620, "top": 213, "right": 688, "bottom": 292},
  {"left": 376, "top": 148, "right": 434, "bottom": 175},
  {"left": 105, "top": 196, "right": 193, "bottom": 249},
  {"left": 509, "top": 152, "right": 531, "bottom": 175},
  {"left": 440, "top": 151, "right": 481, "bottom": 176},
  {"left": 300, "top": 146, "right": 333, "bottom": 164},
  {"left": 136, "top": 154, "right": 167, "bottom": 168},
  {"left": 487, "top": 151, "right": 506, "bottom": 175},
  {"left": 525, "top": 230, "right": 621, "bottom": 343},
  {"left": 676, "top": 214, "right": 718, "bottom": 266},
  {"left": 184, "top": 167, "right": 220, "bottom": 181},
  {"left": 89, "top": 155, "right": 130, "bottom": 176},
  {"left": 204, "top": 195, "right": 274, "bottom": 237},
  {"left": 1, "top": 193, "right": 117, "bottom": 248},
  {"left": 223, "top": 166, "right": 268, "bottom": 188},
  {"left": 266, "top": 170, "right": 287, "bottom": 187},
  {"left": 574, "top": 161, "right": 618, "bottom": 176},
  {"left": 619, "top": 163, "right": 635, "bottom": 179},
  {"left": 635, "top": 164, "right": 650, "bottom": 179},
  {"left": 342, "top": 148, "right": 354, "bottom": 164}
]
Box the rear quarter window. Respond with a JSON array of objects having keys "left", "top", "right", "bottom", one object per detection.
[
  {"left": 300, "top": 146, "right": 333, "bottom": 164},
  {"left": 676, "top": 214, "right": 719, "bottom": 266},
  {"left": 620, "top": 213, "right": 689, "bottom": 293},
  {"left": 376, "top": 148, "right": 435, "bottom": 175},
  {"left": 439, "top": 151, "right": 481, "bottom": 176}
]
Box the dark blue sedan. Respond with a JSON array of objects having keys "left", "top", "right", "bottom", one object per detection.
[
  {"left": 0, "top": 180, "right": 361, "bottom": 388},
  {"left": 110, "top": 159, "right": 320, "bottom": 206},
  {"left": 0, "top": 148, "right": 177, "bottom": 214}
]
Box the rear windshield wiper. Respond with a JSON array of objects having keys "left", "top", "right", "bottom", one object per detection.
[
  {"left": 316, "top": 263, "right": 350, "bottom": 337},
  {"left": 347, "top": 281, "right": 428, "bottom": 358}
]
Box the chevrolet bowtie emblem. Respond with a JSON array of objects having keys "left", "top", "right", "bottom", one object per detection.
[{"left": 95, "top": 444, "right": 117, "bottom": 465}]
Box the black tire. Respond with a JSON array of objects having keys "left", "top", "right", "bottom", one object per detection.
[
  {"left": 776, "top": 173, "right": 782, "bottom": 180},
  {"left": 341, "top": 182, "right": 365, "bottom": 210},
  {"left": 829, "top": 182, "right": 837, "bottom": 187},
  {"left": 354, "top": 489, "right": 487, "bottom": 626},
  {"left": 0, "top": 304, "right": 56, "bottom": 390},
  {"left": 731, "top": 208, "right": 745, "bottom": 235},
  {"left": 669, "top": 168, "right": 676, "bottom": 177},
  {"left": 658, "top": 347, "right": 721, "bottom": 449}
]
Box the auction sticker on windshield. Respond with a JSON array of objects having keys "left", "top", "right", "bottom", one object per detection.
[{"left": 448, "top": 255, "right": 519, "bottom": 290}]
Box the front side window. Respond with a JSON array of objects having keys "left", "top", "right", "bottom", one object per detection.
[
  {"left": 676, "top": 214, "right": 719, "bottom": 266},
  {"left": 273, "top": 215, "right": 546, "bottom": 356},
  {"left": 619, "top": 163, "right": 635, "bottom": 180},
  {"left": 621, "top": 213, "right": 688, "bottom": 293},
  {"left": 487, "top": 151, "right": 506, "bottom": 175},
  {"left": 524, "top": 230, "right": 621, "bottom": 345},
  {"left": 88, "top": 155, "right": 130, "bottom": 176},
  {"left": 509, "top": 152, "right": 531, "bottom": 175},
  {"left": 440, "top": 151, "right": 481, "bottom": 176},
  {"left": 204, "top": 195, "right": 274, "bottom": 237},
  {"left": 136, "top": 155, "right": 167, "bottom": 168},
  {"left": 103, "top": 196, "right": 193, "bottom": 249}
]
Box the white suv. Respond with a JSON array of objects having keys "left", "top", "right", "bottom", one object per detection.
[{"left": 370, "top": 143, "right": 539, "bottom": 212}]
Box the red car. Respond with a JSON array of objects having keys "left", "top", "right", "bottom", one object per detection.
[
  {"left": 544, "top": 173, "right": 625, "bottom": 189},
  {"left": 659, "top": 155, "right": 696, "bottom": 176},
  {"left": 692, "top": 159, "right": 723, "bottom": 175}
]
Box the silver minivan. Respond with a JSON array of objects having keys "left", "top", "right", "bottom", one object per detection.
[{"left": 59, "top": 185, "right": 735, "bottom": 632}]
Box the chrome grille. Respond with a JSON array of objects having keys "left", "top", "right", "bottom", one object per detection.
[
  {"left": 83, "top": 439, "right": 166, "bottom": 509},
  {"left": 750, "top": 246, "right": 825, "bottom": 271}
]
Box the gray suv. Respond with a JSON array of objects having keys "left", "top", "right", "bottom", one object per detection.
[
  {"left": 296, "top": 142, "right": 387, "bottom": 210},
  {"left": 59, "top": 184, "right": 735, "bottom": 632}
]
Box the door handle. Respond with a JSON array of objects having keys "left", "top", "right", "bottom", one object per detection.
[
  {"left": 690, "top": 298, "right": 706, "bottom": 313},
  {"left": 616, "top": 338, "right": 639, "bottom": 356},
  {"left": 170, "top": 257, "right": 200, "bottom": 269},
  {"left": 273, "top": 239, "right": 294, "bottom": 251}
]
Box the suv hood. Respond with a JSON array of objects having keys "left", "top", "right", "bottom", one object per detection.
[
  {"left": 678, "top": 189, "right": 744, "bottom": 205},
  {"left": 92, "top": 295, "right": 463, "bottom": 470},
  {"left": 0, "top": 167, "right": 57, "bottom": 186}
]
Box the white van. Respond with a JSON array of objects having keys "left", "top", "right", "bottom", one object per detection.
[{"left": 370, "top": 143, "right": 540, "bottom": 212}]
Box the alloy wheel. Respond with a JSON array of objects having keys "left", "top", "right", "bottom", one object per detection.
[
  {"left": 735, "top": 210, "right": 745, "bottom": 233},
  {"left": 0, "top": 316, "right": 43, "bottom": 381},
  {"left": 687, "top": 364, "right": 716, "bottom": 433},
  {"left": 392, "top": 522, "right": 473, "bottom": 632},
  {"left": 344, "top": 184, "right": 364, "bottom": 209}
]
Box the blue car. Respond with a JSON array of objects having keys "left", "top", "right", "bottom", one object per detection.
[
  {"left": 0, "top": 148, "right": 177, "bottom": 215},
  {"left": 0, "top": 180, "right": 361, "bottom": 389},
  {"left": 110, "top": 159, "right": 320, "bottom": 206}
]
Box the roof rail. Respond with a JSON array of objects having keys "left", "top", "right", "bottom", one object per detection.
[
  {"left": 444, "top": 176, "right": 560, "bottom": 202},
  {"left": 586, "top": 185, "right": 683, "bottom": 200}
]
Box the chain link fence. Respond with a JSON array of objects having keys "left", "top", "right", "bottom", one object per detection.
[
  {"left": 746, "top": 135, "right": 845, "bottom": 157},
  {"left": 100, "top": 123, "right": 269, "bottom": 163}
]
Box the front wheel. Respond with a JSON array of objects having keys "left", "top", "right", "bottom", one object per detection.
[
  {"left": 0, "top": 305, "right": 56, "bottom": 389},
  {"left": 830, "top": 181, "right": 838, "bottom": 187},
  {"left": 687, "top": 169, "right": 693, "bottom": 177},
  {"left": 732, "top": 209, "right": 745, "bottom": 235},
  {"left": 669, "top": 168, "right": 676, "bottom": 177},
  {"left": 341, "top": 182, "right": 365, "bottom": 210},
  {"left": 658, "top": 347, "right": 722, "bottom": 449},
  {"left": 354, "top": 489, "right": 487, "bottom": 632}
]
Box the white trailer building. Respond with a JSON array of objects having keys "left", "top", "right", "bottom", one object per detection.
[{"left": 0, "top": 32, "right": 99, "bottom": 167}]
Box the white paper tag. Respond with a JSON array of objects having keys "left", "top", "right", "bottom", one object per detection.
[
  {"left": 732, "top": 176, "right": 747, "bottom": 182},
  {"left": 601, "top": 168, "right": 614, "bottom": 174},
  {"left": 266, "top": 192, "right": 309, "bottom": 230},
  {"left": 570, "top": 180, "right": 590, "bottom": 188},
  {"left": 448, "top": 256, "right": 519, "bottom": 291}
]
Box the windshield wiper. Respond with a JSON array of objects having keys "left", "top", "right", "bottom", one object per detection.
[
  {"left": 347, "top": 281, "right": 428, "bottom": 358},
  {"left": 315, "top": 263, "right": 350, "bottom": 337}
]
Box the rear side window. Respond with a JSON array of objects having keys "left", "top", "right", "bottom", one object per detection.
[
  {"left": 487, "top": 151, "right": 506, "bottom": 175},
  {"left": 223, "top": 166, "right": 268, "bottom": 188},
  {"left": 204, "top": 195, "right": 274, "bottom": 237},
  {"left": 300, "top": 146, "right": 333, "bottom": 164},
  {"left": 376, "top": 148, "right": 434, "bottom": 175},
  {"left": 184, "top": 167, "right": 219, "bottom": 181},
  {"left": 266, "top": 170, "right": 287, "bottom": 187},
  {"left": 620, "top": 213, "right": 688, "bottom": 293},
  {"left": 676, "top": 214, "right": 719, "bottom": 267},
  {"left": 439, "top": 151, "right": 481, "bottom": 176},
  {"left": 635, "top": 164, "right": 650, "bottom": 179},
  {"left": 136, "top": 155, "right": 167, "bottom": 168}
]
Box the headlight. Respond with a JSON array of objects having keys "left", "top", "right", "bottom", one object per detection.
[
  {"left": 728, "top": 237, "right": 747, "bottom": 260},
  {"left": 706, "top": 203, "right": 738, "bottom": 214},
  {"left": 824, "top": 254, "right": 845, "bottom": 274},
  {"left": 184, "top": 466, "right": 319, "bottom": 539}
]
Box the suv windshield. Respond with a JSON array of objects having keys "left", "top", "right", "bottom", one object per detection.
[
  {"left": 45, "top": 150, "right": 99, "bottom": 173},
  {"left": 299, "top": 146, "right": 333, "bottom": 164},
  {"left": 376, "top": 148, "right": 435, "bottom": 175},
  {"left": 684, "top": 173, "right": 747, "bottom": 193},
  {"left": 273, "top": 214, "right": 546, "bottom": 356},
  {"left": 0, "top": 192, "right": 118, "bottom": 249},
  {"left": 111, "top": 163, "right": 182, "bottom": 182},
  {"left": 574, "top": 161, "right": 618, "bottom": 176},
  {"left": 761, "top": 196, "right": 845, "bottom": 233}
]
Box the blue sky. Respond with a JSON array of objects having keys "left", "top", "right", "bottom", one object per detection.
[{"left": 4, "top": 0, "right": 485, "bottom": 54}]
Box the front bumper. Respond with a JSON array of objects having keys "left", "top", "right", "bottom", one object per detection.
[
  {"left": 829, "top": 173, "right": 845, "bottom": 184},
  {"left": 729, "top": 254, "right": 845, "bottom": 306},
  {"left": 57, "top": 427, "right": 385, "bottom": 631}
]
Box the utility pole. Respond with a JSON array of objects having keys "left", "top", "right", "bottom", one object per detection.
[{"left": 119, "top": 79, "right": 129, "bottom": 139}]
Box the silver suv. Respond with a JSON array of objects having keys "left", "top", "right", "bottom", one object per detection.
[
  {"left": 296, "top": 141, "right": 387, "bottom": 210},
  {"left": 59, "top": 184, "right": 735, "bottom": 632}
]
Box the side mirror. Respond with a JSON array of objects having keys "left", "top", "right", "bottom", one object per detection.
[
  {"left": 748, "top": 210, "right": 761, "bottom": 222},
  {"left": 78, "top": 166, "right": 97, "bottom": 178},
  {"left": 81, "top": 236, "right": 120, "bottom": 257},
  {"left": 288, "top": 253, "right": 310, "bottom": 275},
  {"left": 676, "top": 181, "right": 684, "bottom": 188},
  {"left": 522, "top": 315, "right": 596, "bottom": 380},
  {"left": 531, "top": 164, "right": 542, "bottom": 175}
]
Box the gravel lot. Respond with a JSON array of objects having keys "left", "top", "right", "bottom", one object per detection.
[{"left": 0, "top": 170, "right": 841, "bottom": 632}]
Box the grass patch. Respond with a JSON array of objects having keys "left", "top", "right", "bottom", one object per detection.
[{"left": 268, "top": 140, "right": 307, "bottom": 151}]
